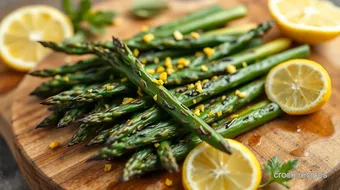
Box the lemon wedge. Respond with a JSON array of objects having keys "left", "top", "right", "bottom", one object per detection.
[
  {"left": 182, "top": 139, "right": 261, "bottom": 190},
  {"left": 0, "top": 5, "right": 73, "bottom": 71},
  {"left": 265, "top": 59, "right": 331, "bottom": 115},
  {"left": 269, "top": 0, "right": 340, "bottom": 44}
]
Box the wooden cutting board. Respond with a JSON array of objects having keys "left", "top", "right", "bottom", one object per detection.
[{"left": 1, "top": 0, "right": 340, "bottom": 189}]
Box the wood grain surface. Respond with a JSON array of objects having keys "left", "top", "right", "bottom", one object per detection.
[{"left": 1, "top": 0, "right": 340, "bottom": 189}]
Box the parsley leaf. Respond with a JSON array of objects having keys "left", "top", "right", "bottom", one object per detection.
[
  {"left": 62, "top": 0, "right": 117, "bottom": 42},
  {"left": 259, "top": 156, "right": 298, "bottom": 189}
]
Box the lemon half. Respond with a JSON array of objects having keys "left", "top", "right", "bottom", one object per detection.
[
  {"left": 0, "top": 5, "right": 73, "bottom": 71},
  {"left": 182, "top": 139, "right": 262, "bottom": 190},
  {"left": 269, "top": 0, "right": 340, "bottom": 44}
]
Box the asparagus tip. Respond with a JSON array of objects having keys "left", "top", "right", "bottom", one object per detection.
[
  {"left": 120, "top": 172, "right": 133, "bottom": 182},
  {"left": 87, "top": 154, "right": 103, "bottom": 162},
  {"left": 86, "top": 138, "right": 104, "bottom": 146},
  {"left": 28, "top": 71, "right": 37, "bottom": 76},
  {"left": 221, "top": 140, "right": 232, "bottom": 155},
  {"left": 35, "top": 124, "right": 49, "bottom": 129},
  {"left": 105, "top": 138, "right": 117, "bottom": 145},
  {"left": 40, "top": 99, "right": 53, "bottom": 105},
  {"left": 56, "top": 123, "right": 68, "bottom": 128},
  {"left": 38, "top": 41, "right": 49, "bottom": 47}
]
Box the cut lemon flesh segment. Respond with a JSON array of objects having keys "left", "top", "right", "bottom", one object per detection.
[
  {"left": 0, "top": 5, "right": 73, "bottom": 71},
  {"left": 265, "top": 59, "right": 331, "bottom": 115},
  {"left": 269, "top": 0, "right": 340, "bottom": 44},
  {"left": 182, "top": 139, "right": 261, "bottom": 190}
]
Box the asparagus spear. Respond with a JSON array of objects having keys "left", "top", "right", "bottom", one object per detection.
[
  {"left": 128, "top": 5, "right": 224, "bottom": 41},
  {"left": 99, "top": 79, "right": 265, "bottom": 157},
  {"left": 68, "top": 100, "right": 117, "bottom": 146},
  {"left": 95, "top": 38, "right": 233, "bottom": 155},
  {"left": 130, "top": 22, "right": 263, "bottom": 51},
  {"left": 122, "top": 102, "right": 282, "bottom": 181},
  {"left": 104, "top": 44, "right": 309, "bottom": 143},
  {"left": 204, "top": 23, "right": 256, "bottom": 36},
  {"left": 212, "top": 100, "right": 270, "bottom": 128},
  {"left": 30, "top": 66, "right": 114, "bottom": 97},
  {"left": 128, "top": 31, "right": 238, "bottom": 50},
  {"left": 138, "top": 24, "right": 258, "bottom": 64},
  {"left": 137, "top": 6, "right": 247, "bottom": 38},
  {"left": 36, "top": 111, "right": 63, "bottom": 128},
  {"left": 166, "top": 35, "right": 290, "bottom": 85},
  {"left": 57, "top": 107, "right": 88, "bottom": 128},
  {"left": 29, "top": 57, "right": 105, "bottom": 77},
  {"left": 121, "top": 147, "right": 157, "bottom": 181},
  {"left": 156, "top": 141, "right": 179, "bottom": 173},
  {"left": 73, "top": 81, "right": 134, "bottom": 103},
  {"left": 87, "top": 123, "right": 125, "bottom": 146},
  {"left": 80, "top": 96, "right": 153, "bottom": 124},
  {"left": 42, "top": 84, "right": 100, "bottom": 105},
  {"left": 139, "top": 49, "right": 194, "bottom": 64}
]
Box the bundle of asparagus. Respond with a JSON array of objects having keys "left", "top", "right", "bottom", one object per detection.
[{"left": 29, "top": 5, "right": 311, "bottom": 182}]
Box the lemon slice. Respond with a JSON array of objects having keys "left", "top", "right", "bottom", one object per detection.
[
  {"left": 265, "top": 59, "right": 331, "bottom": 115},
  {"left": 269, "top": 0, "right": 340, "bottom": 44},
  {"left": 0, "top": 5, "right": 73, "bottom": 71},
  {"left": 182, "top": 139, "right": 261, "bottom": 190}
]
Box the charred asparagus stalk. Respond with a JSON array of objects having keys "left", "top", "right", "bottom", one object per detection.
[
  {"left": 121, "top": 147, "right": 157, "bottom": 181},
  {"left": 29, "top": 57, "right": 105, "bottom": 77},
  {"left": 87, "top": 123, "right": 125, "bottom": 146},
  {"left": 127, "top": 31, "right": 238, "bottom": 50},
  {"left": 128, "top": 5, "right": 224, "bottom": 41},
  {"left": 42, "top": 84, "right": 101, "bottom": 105},
  {"left": 73, "top": 81, "right": 134, "bottom": 103},
  {"left": 166, "top": 36, "right": 290, "bottom": 85},
  {"left": 80, "top": 96, "right": 153, "bottom": 124},
  {"left": 156, "top": 141, "right": 179, "bottom": 173},
  {"left": 57, "top": 107, "right": 88, "bottom": 128},
  {"left": 36, "top": 111, "right": 63, "bottom": 128},
  {"left": 68, "top": 100, "right": 117, "bottom": 146},
  {"left": 133, "top": 6, "right": 247, "bottom": 39}
]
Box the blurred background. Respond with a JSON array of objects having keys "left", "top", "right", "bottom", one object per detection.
[{"left": 0, "top": 0, "right": 340, "bottom": 190}]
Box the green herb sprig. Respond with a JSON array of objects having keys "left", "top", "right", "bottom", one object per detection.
[
  {"left": 260, "top": 156, "right": 298, "bottom": 189},
  {"left": 62, "top": 0, "right": 117, "bottom": 42}
]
